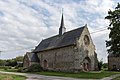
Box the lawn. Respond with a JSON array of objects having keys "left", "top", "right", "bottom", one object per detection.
[
  {"left": 0, "top": 68, "right": 120, "bottom": 79},
  {"left": 0, "top": 69, "right": 18, "bottom": 72},
  {"left": 0, "top": 73, "right": 26, "bottom": 80},
  {"left": 112, "top": 76, "right": 120, "bottom": 80},
  {"left": 35, "top": 71, "right": 120, "bottom": 79}
]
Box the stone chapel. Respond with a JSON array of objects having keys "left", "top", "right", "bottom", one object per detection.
[{"left": 23, "top": 14, "right": 98, "bottom": 72}]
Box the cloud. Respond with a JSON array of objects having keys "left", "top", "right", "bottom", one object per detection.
[{"left": 0, "top": 0, "right": 119, "bottom": 62}]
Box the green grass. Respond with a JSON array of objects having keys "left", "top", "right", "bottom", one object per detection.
[
  {"left": 35, "top": 71, "right": 120, "bottom": 79},
  {"left": 0, "top": 69, "right": 18, "bottom": 72},
  {"left": 112, "top": 76, "right": 120, "bottom": 80},
  {"left": 0, "top": 73, "right": 26, "bottom": 80},
  {"left": 0, "top": 68, "right": 120, "bottom": 79}
]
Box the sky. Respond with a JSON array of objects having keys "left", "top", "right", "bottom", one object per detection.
[{"left": 0, "top": 0, "right": 119, "bottom": 62}]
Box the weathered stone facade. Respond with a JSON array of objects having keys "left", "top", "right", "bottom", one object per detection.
[
  {"left": 23, "top": 54, "right": 29, "bottom": 68},
  {"left": 37, "top": 46, "right": 75, "bottom": 71},
  {"left": 36, "top": 26, "right": 98, "bottom": 72},
  {"left": 23, "top": 52, "right": 39, "bottom": 68},
  {"left": 74, "top": 26, "right": 98, "bottom": 71},
  {"left": 108, "top": 55, "right": 120, "bottom": 70}
]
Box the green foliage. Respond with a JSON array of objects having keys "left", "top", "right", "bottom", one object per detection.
[
  {"left": 103, "top": 63, "right": 108, "bottom": 68},
  {"left": 0, "top": 73, "right": 26, "bottom": 80},
  {"left": 6, "top": 59, "right": 17, "bottom": 67},
  {"left": 17, "top": 64, "right": 43, "bottom": 72},
  {"left": 98, "top": 60, "right": 103, "bottom": 70},
  {"left": 14, "top": 56, "right": 24, "bottom": 62},
  {"left": 17, "top": 67, "right": 27, "bottom": 72},
  {"left": 105, "top": 3, "right": 120, "bottom": 56},
  {"left": 0, "top": 60, "right": 6, "bottom": 66},
  {"left": 0, "top": 66, "right": 11, "bottom": 70},
  {"left": 112, "top": 76, "right": 120, "bottom": 80},
  {"left": 15, "top": 63, "right": 23, "bottom": 69},
  {"left": 28, "top": 64, "right": 43, "bottom": 72},
  {"left": 0, "top": 56, "right": 24, "bottom": 67}
]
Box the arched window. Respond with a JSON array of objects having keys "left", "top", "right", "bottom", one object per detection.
[
  {"left": 43, "top": 60, "right": 48, "bottom": 69},
  {"left": 84, "top": 35, "right": 90, "bottom": 46}
]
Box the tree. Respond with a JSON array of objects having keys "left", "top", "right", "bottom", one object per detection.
[
  {"left": 0, "top": 60, "right": 6, "bottom": 66},
  {"left": 103, "top": 63, "right": 108, "bottom": 68},
  {"left": 6, "top": 59, "right": 17, "bottom": 67},
  {"left": 14, "top": 56, "right": 23, "bottom": 62},
  {"left": 105, "top": 3, "right": 120, "bottom": 56},
  {"left": 98, "top": 60, "right": 103, "bottom": 70},
  {"left": 5, "top": 56, "right": 24, "bottom": 67}
]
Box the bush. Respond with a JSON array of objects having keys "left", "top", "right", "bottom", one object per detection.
[
  {"left": 15, "top": 63, "right": 23, "bottom": 69},
  {"left": 28, "top": 64, "right": 43, "bottom": 72},
  {"left": 0, "top": 66, "right": 11, "bottom": 70},
  {"left": 98, "top": 61, "right": 103, "bottom": 70},
  {"left": 103, "top": 63, "right": 108, "bottom": 68},
  {"left": 17, "top": 67, "right": 25, "bottom": 72}
]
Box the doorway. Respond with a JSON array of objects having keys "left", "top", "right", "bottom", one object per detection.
[
  {"left": 83, "top": 57, "right": 91, "bottom": 71},
  {"left": 43, "top": 60, "right": 48, "bottom": 69}
]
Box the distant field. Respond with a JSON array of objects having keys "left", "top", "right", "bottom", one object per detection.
[{"left": 0, "top": 73, "right": 26, "bottom": 80}]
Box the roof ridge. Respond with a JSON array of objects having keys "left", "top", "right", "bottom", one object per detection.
[
  {"left": 64, "top": 26, "right": 85, "bottom": 34},
  {"left": 42, "top": 26, "right": 85, "bottom": 41}
]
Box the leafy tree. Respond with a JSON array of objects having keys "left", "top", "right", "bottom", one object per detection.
[
  {"left": 105, "top": 3, "right": 120, "bottom": 56},
  {"left": 14, "top": 56, "right": 23, "bottom": 62},
  {"left": 0, "top": 56, "right": 24, "bottom": 67},
  {"left": 103, "top": 63, "right": 108, "bottom": 68},
  {"left": 0, "top": 60, "right": 6, "bottom": 66},
  {"left": 6, "top": 59, "right": 17, "bottom": 67},
  {"left": 98, "top": 60, "right": 103, "bottom": 70}
]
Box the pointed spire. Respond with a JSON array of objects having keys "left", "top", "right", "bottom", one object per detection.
[
  {"left": 59, "top": 13, "right": 66, "bottom": 35},
  {"left": 60, "top": 13, "right": 65, "bottom": 28}
]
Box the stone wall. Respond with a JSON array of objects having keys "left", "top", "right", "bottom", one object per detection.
[
  {"left": 75, "top": 26, "right": 98, "bottom": 71},
  {"left": 23, "top": 55, "right": 29, "bottom": 68},
  {"left": 37, "top": 46, "right": 75, "bottom": 72},
  {"left": 23, "top": 55, "right": 39, "bottom": 68},
  {"left": 108, "top": 57, "right": 120, "bottom": 70}
]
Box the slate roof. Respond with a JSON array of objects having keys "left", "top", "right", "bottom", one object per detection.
[
  {"left": 26, "top": 52, "right": 39, "bottom": 62},
  {"left": 33, "top": 26, "right": 85, "bottom": 53}
]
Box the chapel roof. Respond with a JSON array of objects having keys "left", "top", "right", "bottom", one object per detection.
[
  {"left": 26, "top": 52, "right": 39, "bottom": 62},
  {"left": 33, "top": 26, "right": 85, "bottom": 53}
]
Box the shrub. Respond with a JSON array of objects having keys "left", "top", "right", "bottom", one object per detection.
[
  {"left": 0, "top": 66, "right": 11, "bottom": 70},
  {"left": 28, "top": 64, "right": 43, "bottom": 72},
  {"left": 15, "top": 64, "right": 23, "bottom": 69},
  {"left": 98, "top": 61, "right": 103, "bottom": 70},
  {"left": 17, "top": 67, "right": 23, "bottom": 72}
]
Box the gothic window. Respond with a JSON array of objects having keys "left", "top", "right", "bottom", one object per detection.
[{"left": 84, "top": 35, "right": 90, "bottom": 46}]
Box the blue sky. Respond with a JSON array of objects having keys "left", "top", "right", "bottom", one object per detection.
[{"left": 0, "top": 0, "right": 119, "bottom": 62}]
